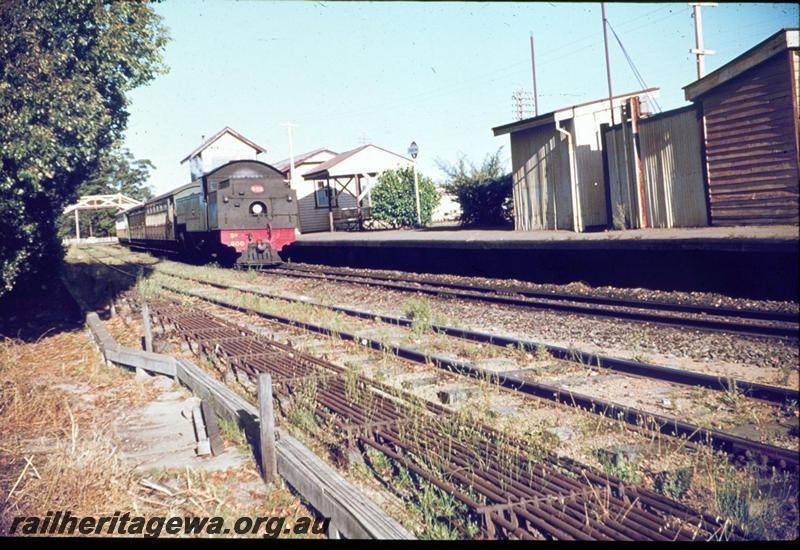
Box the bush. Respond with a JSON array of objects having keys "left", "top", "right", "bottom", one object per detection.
[
  {"left": 370, "top": 167, "right": 440, "bottom": 228},
  {"left": 438, "top": 149, "right": 513, "bottom": 227}
]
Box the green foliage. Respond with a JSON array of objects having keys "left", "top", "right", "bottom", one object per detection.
[
  {"left": 370, "top": 167, "right": 440, "bottom": 228},
  {"left": 438, "top": 148, "right": 513, "bottom": 227},
  {"left": 402, "top": 297, "right": 448, "bottom": 339},
  {"left": 57, "top": 147, "right": 155, "bottom": 239},
  {"left": 0, "top": 0, "right": 168, "bottom": 296},
  {"left": 593, "top": 448, "right": 642, "bottom": 484},
  {"left": 714, "top": 465, "right": 796, "bottom": 539},
  {"left": 653, "top": 468, "right": 693, "bottom": 500}
]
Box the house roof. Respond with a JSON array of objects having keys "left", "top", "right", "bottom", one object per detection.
[
  {"left": 302, "top": 144, "right": 412, "bottom": 180},
  {"left": 180, "top": 126, "right": 266, "bottom": 163},
  {"left": 492, "top": 87, "right": 659, "bottom": 137},
  {"left": 273, "top": 148, "right": 338, "bottom": 174},
  {"left": 684, "top": 28, "right": 799, "bottom": 101}
]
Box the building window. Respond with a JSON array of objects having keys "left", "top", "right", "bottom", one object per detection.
[{"left": 315, "top": 181, "right": 337, "bottom": 208}]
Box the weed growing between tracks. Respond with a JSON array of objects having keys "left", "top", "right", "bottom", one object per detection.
[
  {"left": 402, "top": 297, "right": 452, "bottom": 340},
  {"left": 709, "top": 462, "right": 797, "bottom": 539}
]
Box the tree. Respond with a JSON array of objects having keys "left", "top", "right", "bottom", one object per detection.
[
  {"left": 0, "top": 0, "right": 168, "bottom": 297},
  {"left": 57, "top": 147, "right": 155, "bottom": 240},
  {"left": 437, "top": 148, "right": 514, "bottom": 227},
  {"left": 370, "top": 167, "right": 440, "bottom": 228}
]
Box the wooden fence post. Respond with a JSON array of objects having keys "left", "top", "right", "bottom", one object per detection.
[
  {"left": 142, "top": 302, "right": 153, "bottom": 352},
  {"left": 138, "top": 302, "right": 153, "bottom": 379},
  {"left": 258, "top": 373, "right": 278, "bottom": 485}
]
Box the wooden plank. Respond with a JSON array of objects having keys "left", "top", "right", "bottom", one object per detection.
[
  {"left": 710, "top": 190, "right": 800, "bottom": 204},
  {"left": 705, "top": 124, "right": 793, "bottom": 144},
  {"left": 201, "top": 399, "right": 224, "bottom": 456},
  {"left": 105, "top": 347, "right": 177, "bottom": 377},
  {"left": 705, "top": 145, "right": 797, "bottom": 162},
  {"left": 708, "top": 170, "right": 799, "bottom": 186},
  {"left": 709, "top": 162, "right": 796, "bottom": 179},
  {"left": 258, "top": 374, "right": 278, "bottom": 485}
]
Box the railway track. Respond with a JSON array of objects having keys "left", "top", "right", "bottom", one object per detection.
[
  {"left": 269, "top": 265, "right": 799, "bottom": 340},
  {"left": 90, "top": 246, "right": 799, "bottom": 403},
  {"left": 146, "top": 301, "right": 741, "bottom": 540},
  {"left": 81, "top": 248, "right": 800, "bottom": 472}
]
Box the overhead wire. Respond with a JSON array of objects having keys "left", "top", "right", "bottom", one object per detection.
[
  {"left": 293, "top": 4, "right": 687, "bottom": 125},
  {"left": 606, "top": 19, "right": 664, "bottom": 113}
]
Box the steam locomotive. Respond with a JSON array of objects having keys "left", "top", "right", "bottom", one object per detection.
[{"left": 116, "top": 160, "right": 299, "bottom": 266}]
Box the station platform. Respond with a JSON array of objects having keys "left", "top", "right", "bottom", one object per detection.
[{"left": 281, "top": 225, "right": 799, "bottom": 300}]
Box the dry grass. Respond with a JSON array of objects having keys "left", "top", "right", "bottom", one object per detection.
[
  {"left": 0, "top": 323, "right": 315, "bottom": 538},
  {"left": 0, "top": 329, "right": 153, "bottom": 534}
]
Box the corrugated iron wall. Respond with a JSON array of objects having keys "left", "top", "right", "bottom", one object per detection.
[
  {"left": 605, "top": 119, "right": 638, "bottom": 228},
  {"left": 510, "top": 126, "right": 573, "bottom": 231},
  {"left": 701, "top": 52, "right": 799, "bottom": 225},
  {"left": 640, "top": 107, "right": 708, "bottom": 227},
  {"left": 572, "top": 112, "right": 611, "bottom": 229},
  {"left": 604, "top": 105, "right": 708, "bottom": 228}
]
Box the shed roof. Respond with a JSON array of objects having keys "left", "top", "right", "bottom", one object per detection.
[
  {"left": 273, "top": 148, "right": 338, "bottom": 174},
  {"left": 302, "top": 144, "right": 412, "bottom": 180},
  {"left": 684, "top": 28, "right": 799, "bottom": 101},
  {"left": 180, "top": 126, "right": 266, "bottom": 163},
  {"left": 492, "top": 88, "right": 659, "bottom": 136}
]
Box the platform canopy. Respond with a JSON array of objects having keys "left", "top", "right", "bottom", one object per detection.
[{"left": 303, "top": 144, "right": 412, "bottom": 205}]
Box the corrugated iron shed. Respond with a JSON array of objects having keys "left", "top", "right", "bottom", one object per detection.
[{"left": 493, "top": 88, "right": 660, "bottom": 232}]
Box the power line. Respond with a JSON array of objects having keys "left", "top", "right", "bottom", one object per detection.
[
  {"left": 293, "top": 5, "right": 688, "bottom": 126},
  {"left": 606, "top": 19, "right": 663, "bottom": 113}
]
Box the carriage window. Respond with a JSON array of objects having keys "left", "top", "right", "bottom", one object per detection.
[{"left": 315, "top": 181, "right": 337, "bottom": 208}]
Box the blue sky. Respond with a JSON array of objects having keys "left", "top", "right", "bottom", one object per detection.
[{"left": 123, "top": 1, "right": 799, "bottom": 195}]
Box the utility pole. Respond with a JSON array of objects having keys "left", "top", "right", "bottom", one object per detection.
[
  {"left": 601, "top": 2, "right": 615, "bottom": 126},
  {"left": 689, "top": 3, "right": 717, "bottom": 79},
  {"left": 280, "top": 122, "right": 298, "bottom": 188},
  {"left": 529, "top": 33, "right": 539, "bottom": 116},
  {"left": 629, "top": 97, "right": 648, "bottom": 228},
  {"left": 601, "top": 1, "right": 627, "bottom": 232}
]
